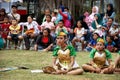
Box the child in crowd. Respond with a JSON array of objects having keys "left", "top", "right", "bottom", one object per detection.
[
  {"left": 41, "top": 14, "right": 55, "bottom": 31},
  {"left": 42, "top": 31, "right": 83, "bottom": 75},
  {"left": 82, "top": 38, "right": 114, "bottom": 74},
  {"left": 72, "top": 20, "right": 85, "bottom": 51},
  {"left": 105, "top": 35, "right": 117, "bottom": 52},
  {"left": 109, "top": 23, "right": 119, "bottom": 37},
  {"left": 55, "top": 20, "right": 68, "bottom": 35},
  {"left": 85, "top": 33, "right": 100, "bottom": 52},
  {"left": 0, "top": 17, "right": 11, "bottom": 48},
  {"left": 109, "top": 22, "right": 119, "bottom": 51},
  {"left": 51, "top": 11, "right": 57, "bottom": 23},
  {"left": 7, "top": 19, "right": 23, "bottom": 49},
  {"left": 114, "top": 51, "right": 120, "bottom": 74},
  {"left": 42, "top": 9, "right": 51, "bottom": 23}
]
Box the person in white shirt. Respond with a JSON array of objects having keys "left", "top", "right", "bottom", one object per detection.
[
  {"left": 109, "top": 23, "right": 119, "bottom": 36},
  {"left": 72, "top": 20, "right": 86, "bottom": 51},
  {"left": 8, "top": 5, "right": 20, "bottom": 22},
  {"left": 19, "top": 15, "right": 40, "bottom": 50}
]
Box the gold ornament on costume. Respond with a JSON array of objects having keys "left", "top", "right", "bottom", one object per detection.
[{"left": 57, "top": 49, "right": 71, "bottom": 70}]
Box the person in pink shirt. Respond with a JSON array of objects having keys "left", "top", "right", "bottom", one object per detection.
[
  {"left": 41, "top": 14, "right": 55, "bottom": 31},
  {"left": 88, "top": 6, "right": 99, "bottom": 31}
]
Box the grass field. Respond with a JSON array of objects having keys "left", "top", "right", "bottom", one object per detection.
[{"left": 0, "top": 50, "right": 120, "bottom": 80}]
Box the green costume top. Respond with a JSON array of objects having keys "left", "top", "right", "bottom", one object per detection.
[
  {"left": 53, "top": 45, "right": 76, "bottom": 70},
  {"left": 53, "top": 45, "right": 76, "bottom": 57},
  {"left": 90, "top": 49, "right": 112, "bottom": 59},
  {"left": 89, "top": 48, "right": 112, "bottom": 68}
]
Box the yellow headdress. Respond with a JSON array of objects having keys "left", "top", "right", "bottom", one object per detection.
[
  {"left": 97, "top": 38, "right": 105, "bottom": 44},
  {"left": 57, "top": 31, "right": 66, "bottom": 36}
]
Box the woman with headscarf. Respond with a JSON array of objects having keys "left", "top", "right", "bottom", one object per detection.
[
  {"left": 89, "top": 6, "right": 99, "bottom": 24},
  {"left": 88, "top": 6, "right": 99, "bottom": 31}
]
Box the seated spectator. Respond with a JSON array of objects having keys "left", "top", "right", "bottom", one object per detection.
[
  {"left": 41, "top": 14, "right": 55, "bottom": 31},
  {"left": 103, "top": 18, "right": 114, "bottom": 32},
  {"left": 19, "top": 15, "right": 40, "bottom": 50},
  {"left": 51, "top": 11, "right": 57, "bottom": 23},
  {"left": 82, "top": 38, "right": 114, "bottom": 74},
  {"left": 0, "top": 28, "right": 4, "bottom": 49},
  {"left": 89, "top": 6, "right": 99, "bottom": 23},
  {"left": 79, "top": 15, "right": 91, "bottom": 42},
  {"left": 0, "top": 37, "right": 4, "bottom": 50},
  {"left": 8, "top": 5, "right": 20, "bottom": 22},
  {"left": 91, "top": 14, "right": 103, "bottom": 30},
  {"left": 83, "top": 11, "right": 90, "bottom": 26},
  {"left": 42, "top": 31, "right": 83, "bottom": 75},
  {"left": 0, "top": 17, "right": 11, "bottom": 48},
  {"left": 105, "top": 35, "right": 117, "bottom": 52},
  {"left": 0, "top": 8, "right": 8, "bottom": 24},
  {"left": 55, "top": 20, "right": 68, "bottom": 35},
  {"left": 42, "top": 9, "right": 51, "bottom": 23},
  {"left": 88, "top": 6, "right": 99, "bottom": 31},
  {"left": 103, "top": 3, "right": 115, "bottom": 25},
  {"left": 114, "top": 51, "right": 120, "bottom": 74},
  {"left": 85, "top": 33, "right": 100, "bottom": 52},
  {"left": 109, "top": 22, "right": 119, "bottom": 40},
  {"left": 72, "top": 20, "right": 86, "bottom": 51},
  {"left": 7, "top": 19, "right": 23, "bottom": 49},
  {"left": 34, "top": 28, "right": 53, "bottom": 51}
]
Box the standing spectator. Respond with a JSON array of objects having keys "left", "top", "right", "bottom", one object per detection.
[
  {"left": 34, "top": 28, "right": 53, "bottom": 51},
  {"left": 8, "top": 5, "right": 20, "bottom": 22},
  {"left": 19, "top": 15, "right": 39, "bottom": 50}
]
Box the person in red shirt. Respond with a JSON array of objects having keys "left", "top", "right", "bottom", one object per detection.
[
  {"left": 0, "top": 17, "right": 11, "bottom": 48},
  {"left": 34, "top": 28, "right": 53, "bottom": 51}
]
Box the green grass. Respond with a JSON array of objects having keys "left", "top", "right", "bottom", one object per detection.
[{"left": 0, "top": 50, "right": 120, "bottom": 80}]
